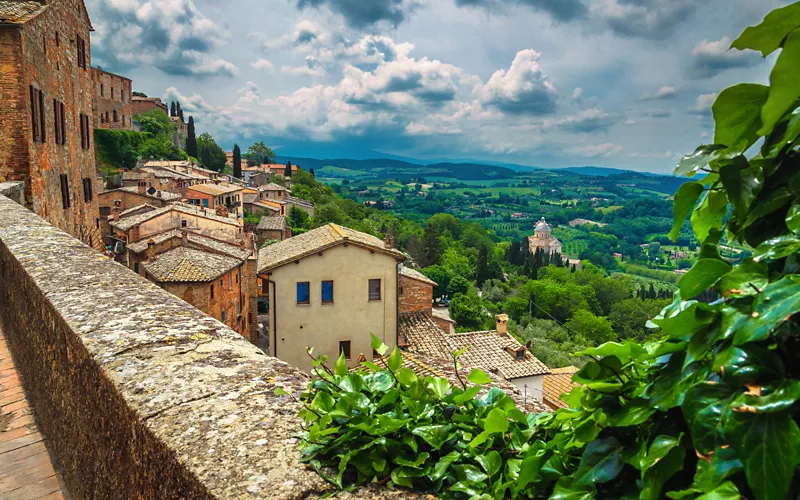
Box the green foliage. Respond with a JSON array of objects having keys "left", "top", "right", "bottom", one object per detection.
[
  {"left": 564, "top": 310, "right": 615, "bottom": 345},
  {"left": 287, "top": 205, "right": 311, "bottom": 231},
  {"left": 450, "top": 290, "right": 487, "bottom": 330},
  {"left": 244, "top": 141, "right": 276, "bottom": 165},
  {"left": 138, "top": 136, "right": 186, "bottom": 161},
  {"left": 186, "top": 116, "right": 197, "bottom": 158},
  {"left": 134, "top": 109, "right": 175, "bottom": 137},
  {"left": 94, "top": 129, "right": 141, "bottom": 169},
  {"left": 233, "top": 144, "right": 242, "bottom": 179},
  {"left": 296, "top": 5, "right": 800, "bottom": 499},
  {"left": 197, "top": 132, "right": 227, "bottom": 172}
]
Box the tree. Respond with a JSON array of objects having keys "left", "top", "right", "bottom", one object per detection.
[
  {"left": 447, "top": 275, "right": 471, "bottom": 296},
  {"left": 564, "top": 310, "right": 615, "bottom": 345},
  {"left": 310, "top": 167, "right": 315, "bottom": 178},
  {"left": 170, "top": 101, "right": 176, "bottom": 117},
  {"left": 245, "top": 141, "right": 276, "bottom": 166},
  {"left": 609, "top": 298, "right": 670, "bottom": 341},
  {"left": 134, "top": 109, "right": 175, "bottom": 137},
  {"left": 286, "top": 160, "right": 293, "bottom": 178},
  {"left": 476, "top": 244, "right": 491, "bottom": 285},
  {"left": 186, "top": 116, "right": 197, "bottom": 159},
  {"left": 196, "top": 133, "right": 227, "bottom": 172},
  {"left": 449, "top": 291, "right": 484, "bottom": 330},
  {"left": 421, "top": 265, "right": 452, "bottom": 298},
  {"left": 232, "top": 144, "right": 242, "bottom": 179},
  {"left": 287, "top": 205, "right": 311, "bottom": 230},
  {"left": 421, "top": 222, "right": 443, "bottom": 267}
]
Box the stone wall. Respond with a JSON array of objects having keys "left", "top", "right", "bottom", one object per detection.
[
  {"left": 399, "top": 274, "right": 433, "bottom": 315},
  {"left": 0, "top": 191, "right": 416, "bottom": 499},
  {"left": 92, "top": 66, "right": 132, "bottom": 130}
]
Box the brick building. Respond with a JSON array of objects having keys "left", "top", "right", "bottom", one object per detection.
[
  {"left": 97, "top": 185, "right": 181, "bottom": 236},
  {"left": 0, "top": 0, "right": 102, "bottom": 250},
  {"left": 131, "top": 95, "right": 167, "bottom": 116},
  {"left": 91, "top": 66, "right": 131, "bottom": 129},
  {"left": 186, "top": 183, "right": 243, "bottom": 218},
  {"left": 255, "top": 215, "right": 290, "bottom": 245},
  {"left": 399, "top": 267, "right": 436, "bottom": 315}
]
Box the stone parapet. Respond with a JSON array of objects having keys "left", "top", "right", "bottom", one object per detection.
[{"left": 0, "top": 192, "right": 414, "bottom": 499}]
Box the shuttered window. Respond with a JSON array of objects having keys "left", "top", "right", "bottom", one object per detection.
[
  {"left": 59, "top": 174, "right": 70, "bottom": 209},
  {"left": 82, "top": 178, "right": 93, "bottom": 202},
  {"left": 30, "top": 86, "right": 39, "bottom": 142}
]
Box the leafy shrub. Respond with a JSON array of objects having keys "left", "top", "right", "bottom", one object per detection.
[{"left": 291, "top": 5, "right": 800, "bottom": 499}]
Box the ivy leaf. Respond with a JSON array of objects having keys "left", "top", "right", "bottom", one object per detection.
[
  {"left": 641, "top": 446, "right": 686, "bottom": 500},
  {"left": 468, "top": 369, "right": 492, "bottom": 385},
  {"left": 429, "top": 451, "right": 460, "bottom": 482},
  {"left": 311, "top": 391, "right": 336, "bottom": 413},
  {"left": 786, "top": 204, "right": 800, "bottom": 234},
  {"left": 679, "top": 258, "right": 732, "bottom": 299},
  {"left": 734, "top": 275, "right": 800, "bottom": 345},
  {"left": 692, "top": 446, "right": 743, "bottom": 492},
  {"left": 753, "top": 234, "right": 800, "bottom": 262},
  {"left": 759, "top": 29, "right": 800, "bottom": 136},
  {"left": 675, "top": 144, "right": 727, "bottom": 177},
  {"left": 670, "top": 182, "right": 705, "bottom": 241},
  {"left": 731, "top": 380, "right": 800, "bottom": 414},
  {"left": 650, "top": 299, "right": 716, "bottom": 339},
  {"left": 514, "top": 451, "right": 549, "bottom": 494},
  {"left": 640, "top": 434, "right": 683, "bottom": 471},
  {"left": 428, "top": 378, "right": 450, "bottom": 399},
  {"left": 723, "top": 411, "right": 800, "bottom": 500},
  {"left": 717, "top": 258, "right": 768, "bottom": 296},
  {"left": 549, "top": 477, "right": 594, "bottom": 500},
  {"left": 730, "top": 1, "right": 800, "bottom": 56},
  {"left": 682, "top": 383, "right": 734, "bottom": 455},
  {"left": 695, "top": 481, "right": 742, "bottom": 500},
  {"left": 483, "top": 408, "right": 509, "bottom": 434},
  {"left": 573, "top": 437, "right": 624, "bottom": 487},
  {"left": 475, "top": 450, "right": 502, "bottom": 479},
  {"left": 691, "top": 189, "right": 729, "bottom": 244},
  {"left": 719, "top": 158, "right": 763, "bottom": 217},
  {"left": 412, "top": 425, "right": 453, "bottom": 450},
  {"left": 387, "top": 347, "right": 402, "bottom": 372},
  {"left": 452, "top": 385, "right": 482, "bottom": 405},
  {"left": 334, "top": 351, "right": 348, "bottom": 377},
  {"left": 395, "top": 367, "right": 417, "bottom": 386},
  {"left": 713, "top": 84, "right": 769, "bottom": 153}
]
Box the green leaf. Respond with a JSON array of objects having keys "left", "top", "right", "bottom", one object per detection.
[
  {"left": 734, "top": 275, "right": 800, "bottom": 344},
  {"left": 549, "top": 477, "right": 594, "bottom": 500},
  {"left": 731, "top": 1, "right": 800, "bottom": 56},
  {"left": 514, "top": 450, "right": 549, "bottom": 493},
  {"left": 370, "top": 333, "right": 389, "bottom": 356},
  {"left": 719, "top": 158, "right": 763, "bottom": 217},
  {"left": 650, "top": 299, "right": 716, "bottom": 339},
  {"left": 430, "top": 451, "right": 460, "bottom": 482},
  {"left": 412, "top": 425, "right": 453, "bottom": 450},
  {"left": 691, "top": 189, "right": 729, "bottom": 244},
  {"left": 469, "top": 430, "right": 491, "bottom": 448},
  {"left": 395, "top": 452, "right": 429, "bottom": 468},
  {"left": 573, "top": 437, "right": 624, "bottom": 487},
  {"left": 311, "top": 391, "right": 336, "bottom": 413},
  {"left": 787, "top": 204, "right": 800, "bottom": 234},
  {"left": 468, "top": 369, "right": 492, "bottom": 385},
  {"left": 452, "top": 385, "right": 482, "bottom": 404},
  {"left": 395, "top": 367, "right": 418, "bottom": 386},
  {"left": 717, "top": 258, "right": 769, "bottom": 296},
  {"left": 640, "top": 434, "right": 683, "bottom": 470},
  {"left": 713, "top": 84, "right": 769, "bottom": 152},
  {"left": 476, "top": 450, "right": 502, "bottom": 478},
  {"left": 483, "top": 408, "right": 509, "bottom": 434},
  {"left": 641, "top": 446, "right": 686, "bottom": 500},
  {"left": 675, "top": 144, "right": 728, "bottom": 177},
  {"left": 753, "top": 234, "right": 800, "bottom": 262},
  {"left": 696, "top": 482, "right": 741, "bottom": 500},
  {"left": 679, "top": 258, "right": 732, "bottom": 299},
  {"left": 723, "top": 410, "right": 800, "bottom": 500},
  {"left": 682, "top": 383, "right": 734, "bottom": 455},
  {"left": 334, "top": 351, "right": 348, "bottom": 377},
  {"left": 387, "top": 347, "right": 402, "bottom": 372},
  {"left": 759, "top": 29, "right": 800, "bottom": 136},
  {"left": 428, "top": 378, "right": 450, "bottom": 399},
  {"left": 577, "top": 341, "right": 647, "bottom": 363},
  {"left": 731, "top": 379, "right": 800, "bottom": 413},
  {"left": 274, "top": 387, "right": 292, "bottom": 396},
  {"left": 670, "top": 182, "right": 705, "bottom": 241}
]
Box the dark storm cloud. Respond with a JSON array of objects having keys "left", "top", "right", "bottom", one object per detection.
[
  {"left": 455, "top": 0, "right": 587, "bottom": 22},
  {"left": 295, "top": 0, "right": 419, "bottom": 28}
]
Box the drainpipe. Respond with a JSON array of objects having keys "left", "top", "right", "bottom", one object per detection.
[{"left": 270, "top": 278, "right": 277, "bottom": 358}]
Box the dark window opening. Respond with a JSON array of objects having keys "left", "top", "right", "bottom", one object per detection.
[
  {"left": 210, "top": 284, "right": 214, "bottom": 299},
  {"left": 112, "top": 110, "right": 117, "bottom": 122},
  {"left": 297, "top": 282, "right": 310, "bottom": 305},
  {"left": 82, "top": 178, "right": 93, "bottom": 202},
  {"left": 55, "top": 31, "right": 59, "bottom": 46},
  {"left": 100, "top": 83, "right": 104, "bottom": 97},
  {"left": 111, "top": 87, "right": 114, "bottom": 99},
  {"left": 134, "top": 263, "right": 139, "bottom": 274},
  {"left": 59, "top": 174, "right": 70, "bottom": 209},
  {"left": 99, "top": 207, "right": 111, "bottom": 216},
  {"left": 339, "top": 341, "right": 351, "bottom": 360},
  {"left": 368, "top": 279, "right": 381, "bottom": 301},
  {"left": 29, "top": 86, "right": 39, "bottom": 142},
  {"left": 76, "top": 36, "right": 86, "bottom": 69},
  {"left": 322, "top": 280, "right": 334, "bottom": 304},
  {"left": 38, "top": 89, "right": 45, "bottom": 143}
]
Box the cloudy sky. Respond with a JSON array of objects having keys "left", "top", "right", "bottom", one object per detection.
[{"left": 86, "top": 0, "right": 783, "bottom": 172}]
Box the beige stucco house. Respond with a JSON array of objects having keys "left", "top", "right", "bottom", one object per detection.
[{"left": 257, "top": 224, "right": 404, "bottom": 373}]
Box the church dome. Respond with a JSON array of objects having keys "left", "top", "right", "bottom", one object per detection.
[{"left": 534, "top": 217, "right": 551, "bottom": 232}]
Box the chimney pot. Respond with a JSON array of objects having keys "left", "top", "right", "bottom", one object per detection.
[
  {"left": 384, "top": 234, "right": 395, "bottom": 249},
  {"left": 495, "top": 314, "right": 509, "bottom": 335}
]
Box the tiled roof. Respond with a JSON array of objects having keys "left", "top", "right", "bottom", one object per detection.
[
  {"left": 448, "top": 331, "right": 551, "bottom": 380},
  {"left": 119, "top": 203, "right": 158, "bottom": 218},
  {"left": 542, "top": 366, "right": 579, "bottom": 409},
  {"left": 258, "top": 223, "right": 404, "bottom": 273},
  {"left": 121, "top": 171, "right": 149, "bottom": 181},
  {"left": 286, "top": 196, "right": 313, "bottom": 208},
  {"left": 141, "top": 167, "right": 193, "bottom": 181},
  {"left": 187, "top": 183, "right": 241, "bottom": 196},
  {"left": 111, "top": 203, "right": 240, "bottom": 232},
  {"left": 127, "top": 229, "right": 249, "bottom": 259},
  {"left": 258, "top": 183, "right": 287, "bottom": 192},
  {"left": 399, "top": 312, "right": 456, "bottom": 359},
  {"left": 401, "top": 267, "right": 437, "bottom": 286},
  {"left": 144, "top": 160, "right": 191, "bottom": 168},
  {"left": 142, "top": 247, "right": 242, "bottom": 283},
  {"left": 432, "top": 308, "right": 455, "bottom": 324},
  {"left": 256, "top": 216, "right": 287, "bottom": 231},
  {"left": 243, "top": 193, "right": 259, "bottom": 204},
  {"left": 0, "top": 0, "right": 46, "bottom": 24},
  {"left": 118, "top": 186, "right": 182, "bottom": 201}
]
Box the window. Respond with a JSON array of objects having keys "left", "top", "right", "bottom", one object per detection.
[
  {"left": 202, "top": 199, "right": 209, "bottom": 208},
  {"left": 339, "top": 341, "right": 351, "bottom": 360},
  {"left": 99, "top": 206, "right": 111, "bottom": 216},
  {"left": 321, "top": 280, "right": 334, "bottom": 304},
  {"left": 59, "top": 174, "right": 70, "bottom": 209},
  {"left": 38, "top": 89, "right": 45, "bottom": 143},
  {"left": 76, "top": 35, "right": 86, "bottom": 69},
  {"left": 220, "top": 278, "right": 224, "bottom": 287},
  {"left": 228, "top": 272, "right": 232, "bottom": 290},
  {"left": 111, "top": 87, "right": 114, "bottom": 99},
  {"left": 296, "top": 282, "right": 310, "bottom": 305},
  {"left": 29, "top": 86, "right": 39, "bottom": 142},
  {"left": 134, "top": 263, "right": 139, "bottom": 274},
  {"left": 55, "top": 31, "right": 59, "bottom": 46},
  {"left": 122, "top": 115, "right": 125, "bottom": 126},
  {"left": 121, "top": 90, "right": 125, "bottom": 102},
  {"left": 221, "top": 311, "right": 226, "bottom": 322},
  {"left": 100, "top": 83, "right": 104, "bottom": 97},
  {"left": 112, "top": 110, "right": 117, "bottom": 122},
  {"left": 181, "top": 219, "right": 187, "bottom": 228},
  {"left": 79, "top": 113, "right": 90, "bottom": 149},
  {"left": 210, "top": 284, "right": 214, "bottom": 299},
  {"left": 368, "top": 279, "right": 381, "bottom": 301},
  {"left": 82, "top": 178, "right": 93, "bottom": 202},
  {"left": 53, "top": 100, "right": 65, "bottom": 145}
]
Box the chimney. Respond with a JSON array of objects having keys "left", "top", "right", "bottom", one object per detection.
[
  {"left": 384, "top": 234, "right": 395, "bottom": 249},
  {"left": 181, "top": 231, "right": 189, "bottom": 245},
  {"left": 495, "top": 314, "right": 509, "bottom": 335},
  {"left": 146, "top": 238, "right": 156, "bottom": 259}
]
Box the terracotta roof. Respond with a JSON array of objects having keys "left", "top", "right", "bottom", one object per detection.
[
  {"left": 401, "top": 267, "right": 437, "bottom": 286},
  {"left": 258, "top": 223, "right": 404, "bottom": 273},
  {"left": 243, "top": 193, "right": 259, "bottom": 204},
  {"left": 143, "top": 160, "right": 192, "bottom": 168},
  {"left": 142, "top": 247, "right": 242, "bottom": 283},
  {"left": 187, "top": 183, "right": 241, "bottom": 196},
  {"left": 286, "top": 196, "right": 313, "bottom": 208},
  {"left": 432, "top": 308, "right": 455, "bottom": 324},
  {"left": 111, "top": 203, "right": 240, "bottom": 232},
  {"left": 118, "top": 186, "right": 182, "bottom": 201},
  {"left": 542, "top": 366, "right": 579, "bottom": 409},
  {"left": 127, "top": 229, "right": 249, "bottom": 259},
  {"left": 0, "top": 0, "right": 46, "bottom": 24},
  {"left": 399, "top": 312, "right": 457, "bottom": 359},
  {"left": 119, "top": 203, "right": 158, "bottom": 218},
  {"left": 258, "top": 183, "right": 288, "bottom": 192},
  {"left": 141, "top": 166, "right": 193, "bottom": 181},
  {"left": 256, "top": 216, "right": 287, "bottom": 231},
  {"left": 448, "top": 331, "right": 551, "bottom": 380},
  {"left": 121, "top": 171, "right": 149, "bottom": 181}
]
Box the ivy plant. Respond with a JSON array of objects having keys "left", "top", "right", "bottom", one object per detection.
[{"left": 285, "top": 4, "right": 800, "bottom": 498}]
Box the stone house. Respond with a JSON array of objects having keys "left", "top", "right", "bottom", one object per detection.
[
  {"left": 139, "top": 165, "right": 197, "bottom": 195},
  {"left": 125, "top": 228, "right": 256, "bottom": 341},
  {"left": 91, "top": 66, "right": 131, "bottom": 130},
  {"left": 131, "top": 95, "right": 167, "bottom": 116},
  {"left": 242, "top": 193, "right": 280, "bottom": 217},
  {"left": 258, "top": 182, "right": 288, "bottom": 202},
  {"left": 399, "top": 267, "right": 436, "bottom": 315},
  {"left": 255, "top": 215, "right": 290, "bottom": 245},
  {"left": 257, "top": 223, "right": 404, "bottom": 372},
  {"left": 0, "top": 0, "right": 102, "bottom": 250},
  {"left": 97, "top": 185, "right": 180, "bottom": 237},
  {"left": 110, "top": 202, "right": 242, "bottom": 243},
  {"left": 265, "top": 164, "right": 297, "bottom": 177},
  {"left": 186, "top": 183, "right": 243, "bottom": 219}
]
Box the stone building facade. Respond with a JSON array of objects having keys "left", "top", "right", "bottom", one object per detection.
[
  {"left": 91, "top": 66, "right": 131, "bottom": 130},
  {"left": 528, "top": 217, "right": 562, "bottom": 256},
  {"left": 0, "top": 0, "right": 102, "bottom": 250},
  {"left": 131, "top": 95, "right": 167, "bottom": 116}
]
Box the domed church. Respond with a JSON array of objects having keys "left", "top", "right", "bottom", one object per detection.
[{"left": 528, "top": 217, "right": 562, "bottom": 256}]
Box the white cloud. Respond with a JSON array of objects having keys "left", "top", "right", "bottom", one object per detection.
[
  {"left": 251, "top": 58, "right": 274, "bottom": 71},
  {"left": 568, "top": 142, "right": 623, "bottom": 157},
  {"left": 474, "top": 49, "right": 558, "bottom": 115},
  {"left": 637, "top": 85, "right": 677, "bottom": 101},
  {"left": 591, "top": 0, "right": 695, "bottom": 40},
  {"left": 688, "top": 37, "right": 761, "bottom": 79},
  {"left": 548, "top": 108, "right": 620, "bottom": 133},
  {"left": 688, "top": 93, "right": 717, "bottom": 116}
]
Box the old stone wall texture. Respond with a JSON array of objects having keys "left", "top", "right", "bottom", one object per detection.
[
  {"left": 0, "top": 0, "right": 102, "bottom": 250},
  {"left": 0, "top": 192, "right": 423, "bottom": 499},
  {"left": 91, "top": 67, "right": 132, "bottom": 130},
  {"left": 399, "top": 274, "right": 433, "bottom": 315}
]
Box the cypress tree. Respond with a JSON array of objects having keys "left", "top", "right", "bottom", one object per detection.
[
  {"left": 233, "top": 144, "right": 242, "bottom": 179},
  {"left": 186, "top": 116, "right": 197, "bottom": 158},
  {"left": 170, "top": 101, "right": 176, "bottom": 117},
  {"left": 310, "top": 167, "right": 315, "bottom": 178},
  {"left": 476, "top": 245, "right": 491, "bottom": 286},
  {"left": 202, "top": 145, "right": 211, "bottom": 171},
  {"left": 286, "top": 160, "right": 293, "bottom": 178}
]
